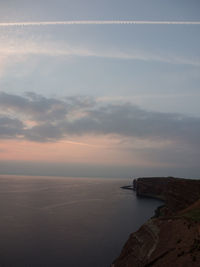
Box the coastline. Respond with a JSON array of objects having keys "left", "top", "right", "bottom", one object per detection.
[{"left": 112, "top": 177, "right": 200, "bottom": 266}]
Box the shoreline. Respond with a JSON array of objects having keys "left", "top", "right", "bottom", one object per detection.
[{"left": 112, "top": 177, "right": 200, "bottom": 266}]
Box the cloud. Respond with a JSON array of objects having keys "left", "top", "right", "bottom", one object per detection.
[
  {"left": 0, "top": 92, "right": 200, "bottom": 147},
  {"left": 0, "top": 37, "right": 93, "bottom": 58},
  {"left": 0, "top": 20, "right": 200, "bottom": 27},
  {"left": 0, "top": 35, "right": 199, "bottom": 67},
  {"left": 61, "top": 104, "right": 200, "bottom": 145},
  {"left": 0, "top": 116, "right": 24, "bottom": 138},
  {"left": 0, "top": 92, "right": 94, "bottom": 123}
]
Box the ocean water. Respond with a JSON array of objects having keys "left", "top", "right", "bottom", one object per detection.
[{"left": 0, "top": 175, "right": 162, "bottom": 267}]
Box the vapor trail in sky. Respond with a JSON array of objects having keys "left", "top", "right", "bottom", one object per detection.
[{"left": 0, "top": 20, "right": 200, "bottom": 27}]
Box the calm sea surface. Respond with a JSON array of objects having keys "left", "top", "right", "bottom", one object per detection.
[{"left": 0, "top": 175, "right": 162, "bottom": 267}]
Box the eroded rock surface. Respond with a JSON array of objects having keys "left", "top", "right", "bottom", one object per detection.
[{"left": 112, "top": 177, "right": 200, "bottom": 267}]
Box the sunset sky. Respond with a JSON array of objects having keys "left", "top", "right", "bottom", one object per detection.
[{"left": 0, "top": 0, "right": 200, "bottom": 178}]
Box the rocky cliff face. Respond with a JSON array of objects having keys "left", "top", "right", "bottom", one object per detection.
[
  {"left": 136, "top": 177, "right": 200, "bottom": 213},
  {"left": 112, "top": 177, "right": 200, "bottom": 267}
]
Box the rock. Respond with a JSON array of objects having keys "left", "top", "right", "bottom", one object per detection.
[{"left": 112, "top": 177, "right": 200, "bottom": 267}]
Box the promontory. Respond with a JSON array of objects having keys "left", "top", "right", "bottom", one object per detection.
[{"left": 112, "top": 177, "right": 200, "bottom": 267}]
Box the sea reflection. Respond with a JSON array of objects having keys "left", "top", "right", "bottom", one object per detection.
[{"left": 0, "top": 175, "right": 162, "bottom": 267}]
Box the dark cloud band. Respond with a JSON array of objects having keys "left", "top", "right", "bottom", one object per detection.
[{"left": 0, "top": 92, "right": 200, "bottom": 146}]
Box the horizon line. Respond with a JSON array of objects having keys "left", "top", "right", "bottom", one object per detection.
[{"left": 0, "top": 20, "right": 200, "bottom": 27}]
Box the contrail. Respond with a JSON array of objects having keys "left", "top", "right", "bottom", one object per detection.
[{"left": 0, "top": 20, "right": 200, "bottom": 27}]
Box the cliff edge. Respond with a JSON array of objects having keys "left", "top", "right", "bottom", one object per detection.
[{"left": 112, "top": 177, "right": 200, "bottom": 267}]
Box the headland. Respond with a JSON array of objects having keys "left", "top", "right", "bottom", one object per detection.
[{"left": 112, "top": 177, "right": 200, "bottom": 267}]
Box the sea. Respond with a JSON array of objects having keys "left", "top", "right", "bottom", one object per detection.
[{"left": 0, "top": 175, "right": 163, "bottom": 267}]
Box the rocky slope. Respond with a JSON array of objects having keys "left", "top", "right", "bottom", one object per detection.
[{"left": 112, "top": 177, "right": 200, "bottom": 267}]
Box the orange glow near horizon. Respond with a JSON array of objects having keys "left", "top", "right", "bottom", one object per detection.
[
  {"left": 0, "top": 136, "right": 128, "bottom": 165},
  {"left": 0, "top": 136, "right": 173, "bottom": 167}
]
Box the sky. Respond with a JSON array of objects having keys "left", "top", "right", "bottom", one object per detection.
[{"left": 0, "top": 0, "right": 200, "bottom": 178}]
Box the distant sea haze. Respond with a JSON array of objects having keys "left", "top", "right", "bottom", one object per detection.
[{"left": 0, "top": 175, "right": 162, "bottom": 267}]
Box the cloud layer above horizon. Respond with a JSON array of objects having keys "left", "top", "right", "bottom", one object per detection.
[
  {"left": 0, "top": 92, "right": 199, "bottom": 146},
  {"left": 1, "top": 92, "right": 200, "bottom": 176}
]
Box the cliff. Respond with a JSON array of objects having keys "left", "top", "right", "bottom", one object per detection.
[{"left": 112, "top": 177, "right": 200, "bottom": 267}]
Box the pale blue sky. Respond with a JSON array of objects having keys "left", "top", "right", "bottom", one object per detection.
[
  {"left": 0, "top": 1, "right": 200, "bottom": 177},
  {"left": 0, "top": 1, "right": 199, "bottom": 115},
  {"left": 0, "top": 0, "right": 200, "bottom": 21}
]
